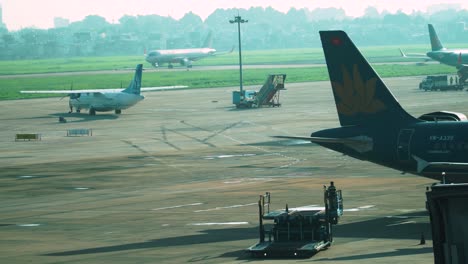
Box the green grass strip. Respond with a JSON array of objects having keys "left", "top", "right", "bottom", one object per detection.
[{"left": 1, "top": 63, "right": 455, "bottom": 100}]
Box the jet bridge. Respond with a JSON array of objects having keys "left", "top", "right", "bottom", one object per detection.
[
  {"left": 426, "top": 182, "right": 468, "bottom": 264},
  {"left": 247, "top": 182, "right": 343, "bottom": 258},
  {"left": 233, "top": 74, "right": 286, "bottom": 108}
]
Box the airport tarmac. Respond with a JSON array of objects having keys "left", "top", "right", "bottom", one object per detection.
[{"left": 1, "top": 76, "right": 466, "bottom": 263}]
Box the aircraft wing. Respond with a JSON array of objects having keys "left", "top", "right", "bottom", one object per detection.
[
  {"left": 141, "top": 85, "right": 189, "bottom": 92},
  {"left": 413, "top": 156, "right": 468, "bottom": 173},
  {"left": 20, "top": 89, "right": 116, "bottom": 94},
  {"left": 21, "top": 86, "right": 189, "bottom": 94}
]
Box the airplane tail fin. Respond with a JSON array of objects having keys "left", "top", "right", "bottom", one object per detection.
[
  {"left": 202, "top": 30, "right": 213, "bottom": 48},
  {"left": 428, "top": 24, "right": 444, "bottom": 51},
  {"left": 123, "top": 64, "right": 143, "bottom": 95},
  {"left": 319, "top": 31, "right": 417, "bottom": 127}
]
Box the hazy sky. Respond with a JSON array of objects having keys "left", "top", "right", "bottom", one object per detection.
[{"left": 1, "top": 0, "right": 466, "bottom": 30}]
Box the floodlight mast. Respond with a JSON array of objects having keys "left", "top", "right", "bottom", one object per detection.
[{"left": 229, "top": 15, "right": 248, "bottom": 95}]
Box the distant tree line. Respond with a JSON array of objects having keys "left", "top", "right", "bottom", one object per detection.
[{"left": 0, "top": 6, "right": 467, "bottom": 60}]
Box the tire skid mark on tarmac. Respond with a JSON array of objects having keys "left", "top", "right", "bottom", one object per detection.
[
  {"left": 164, "top": 127, "right": 217, "bottom": 148},
  {"left": 180, "top": 120, "right": 301, "bottom": 169},
  {"left": 153, "top": 126, "right": 182, "bottom": 151},
  {"left": 200, "top": 121, "right": 242, "bottom": 143},
  {"left": 179, "top": 120, "right": 239, "bottom": 141},
  {"left": 121, "top": 139, "right": 189, "bottom": 173}
]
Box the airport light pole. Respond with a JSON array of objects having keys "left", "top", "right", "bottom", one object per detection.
[{"left": 229, "top": 15, "right": 248, "bottom": 96}]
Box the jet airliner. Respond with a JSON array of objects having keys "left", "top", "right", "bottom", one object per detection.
[
  {"left": 400, "top": 24, "right": 468, "bottom": 83},
  {"left": 278, "top": 31, "right": 468, "bottom": 183},
  {"left": 145, "top": 32, "right": 233, "bottom": 69},
  {"left": 21, "top": 64, "right": 187, "bottom": 115}
]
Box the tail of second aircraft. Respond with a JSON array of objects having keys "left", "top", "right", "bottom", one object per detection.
[
  {"left": 123, "top": 64, "right": 143, "bottom": 95},
  {"left": 428, "top": 24, "right": 444, "bottom": 51},
  {"left": 202, "top": 30, "right": 213, "bottom": 48},
  {"left": 319, "top": 31, "right": 417, "bottom": 127}
]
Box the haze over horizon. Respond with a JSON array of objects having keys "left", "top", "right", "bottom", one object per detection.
[{"left": 1, "top": 0, "right": 467, "bottom": 31}]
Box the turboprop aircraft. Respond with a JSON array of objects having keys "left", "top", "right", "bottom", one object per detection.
[
  {"left": 20, "top": 64, "right": 187, "bottom": 115},
  {"left": 277, "top": 31, "right": 468, "bottom": 183}
]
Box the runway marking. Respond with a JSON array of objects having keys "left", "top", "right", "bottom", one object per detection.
[
  {"left": 385, "top": 215, "right": 427, "bottom": 218},
  {"left": 201, "top": 121, "right": 242, "bottom": 143},
  {"left": 152, "top": 203, "right": 203, "bottom": 211},
  {"left": 218, "top": 132, "right": 300, "bottom": 168},
  {"left": 17, "top": 175, "right": 40, "bottom": 179},
  {"left": 121, "top": 140, "right": 190, "bottom": 173},
  {"left": 223, "top": 180, "right": 243, "bottom": 184},
  {"left": 204, "top": 154, "right": 256, "bottom": 160},
  {"left": 17, "top": 224, "right": 41, "bottom": 227},
  {"left": 344, "top": 205, "right": 375, "bottom": 212},
  {"left": 357, "top": 205, "right": 375, "bottom": 209},
  {"left": 73, "top": 187, "right": 90, "bottom": 190},
  {"left": 386, "top": 221, "right": 416, "bottom": 226},
  {"left": 187, "top": 222, "right": 249, "bottom": 226},
  {"left": 165, "top": 127, "right": 216, "bottom": 148},
  {"left": 223, "top": 177, "right": 272, "bottom": 184},
  {"left": 194, "top": 203, "right": 257, "bottom": 213},
  {"left": 385, "top": 216, "right": 409, "bottom": 219},
  {"left": 179, "top": 120, "right": 301, "bottom": 168}
]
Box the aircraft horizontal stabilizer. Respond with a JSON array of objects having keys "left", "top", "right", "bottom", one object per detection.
[
  {"left": 274, "top": 135, "right": 369, "bottom": 144},
  {"left": 398, "top": 48, "right": 428, "bottom": 59},
  {"left": 274, "top": 135, "right": 373, "bottom": 153},
  {"left": 213, "top": 46, "right": 235, "bottom": 56},
  {"left": 413, "top": 155, "right": 468, "bottom": 173}
]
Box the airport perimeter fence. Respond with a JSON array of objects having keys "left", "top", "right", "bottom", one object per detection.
[{"left": 67, "top": 129, "right": 92, "bottom": 137}]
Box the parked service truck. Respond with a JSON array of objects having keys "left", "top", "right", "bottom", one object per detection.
[{"left": 419, "top": 75, "right": 464, "bottom": 91}]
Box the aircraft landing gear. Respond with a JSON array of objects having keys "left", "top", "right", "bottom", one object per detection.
[
  {"left": 89, "top": 108, "right": 96, "bottom": 116},
  {"left": 168, "top": 64, "right": 174, "bottom": 69},
  {"left": 115, "top": 109, "right": 121, "bottom": 114}
]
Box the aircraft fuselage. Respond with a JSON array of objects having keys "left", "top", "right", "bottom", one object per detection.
[
  {"left": 427, "top": 50, "right": 468, "bottom": 67},
  {"left": 313, "top": 121, "right": 468, "bottom": 182},
  {"left": 70, "top": 92, "right": 144, "bottom": 112},
  {"left": 145, "top": 48, "right": 216, "bottom": 67}
]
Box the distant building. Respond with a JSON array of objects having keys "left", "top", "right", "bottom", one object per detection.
[{"left": 54, "top": 17, "right": 69, "bottom": 28}]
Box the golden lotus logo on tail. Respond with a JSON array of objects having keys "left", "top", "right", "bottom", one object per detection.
[{"left": 332, "top": 64, "right": 386, "bottom": 116}]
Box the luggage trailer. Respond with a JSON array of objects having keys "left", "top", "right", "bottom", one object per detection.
[{"left": 247, "top": 182, "right": 343, "bottom": 258}]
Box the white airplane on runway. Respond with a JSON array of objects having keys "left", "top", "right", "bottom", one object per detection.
[
  {"left": 20, "top": 64, "right": 187, "bottom": 115},
  {"left": 145, "top": 31, "right": 233, "bottom": 69}
]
